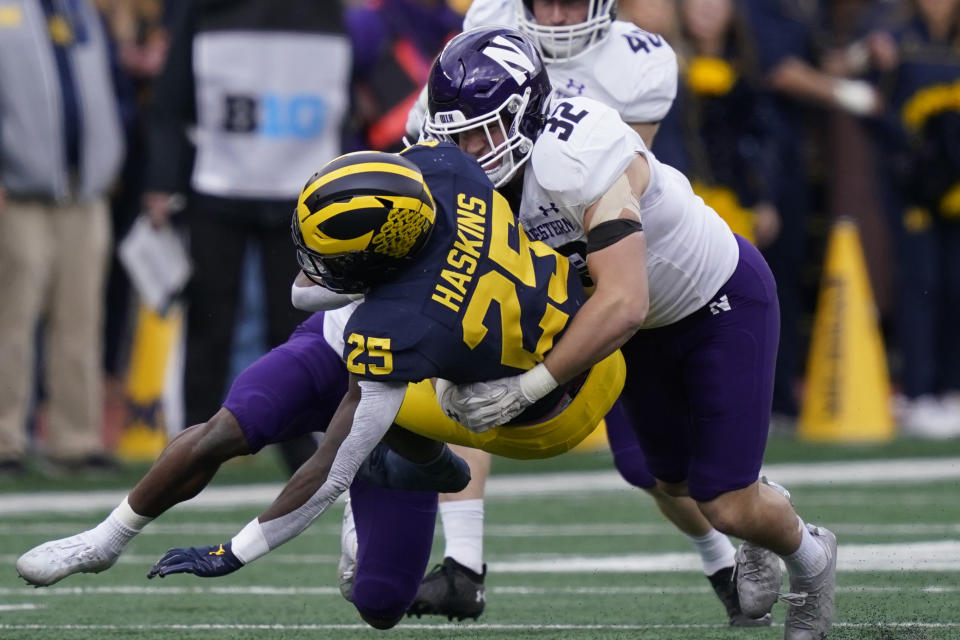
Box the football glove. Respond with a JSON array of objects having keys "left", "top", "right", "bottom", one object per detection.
[
  {"left": 147, "top": 542, "right": 244, "bottom": 579},
  {"left": 436, "top": 363, "right": 558, "bottom": 432}
]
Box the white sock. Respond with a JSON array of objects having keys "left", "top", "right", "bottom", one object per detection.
[
  {"left": 687, "top": 529, "right": 736, "bottom": 576},
  {"left": 782, "top": 520, "right": 828, "bottom": 578},
  {"left": 439, "top": 499, "right": 484, "bottom": 575},
  {"left": 91, "top": 496, "right": 154, "bottom": 555}
]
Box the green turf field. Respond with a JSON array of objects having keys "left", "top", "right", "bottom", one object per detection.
[{"left": 1, "top": 438, "right": 958, "bottom": 639}]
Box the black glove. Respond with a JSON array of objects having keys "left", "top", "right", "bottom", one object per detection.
[{"left": 147, "top": 542, "right": 244, "bottom": 579}]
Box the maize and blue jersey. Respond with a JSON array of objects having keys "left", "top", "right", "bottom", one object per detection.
[{"left": 342, "top": 142, "right": 587, "bottom": 387}]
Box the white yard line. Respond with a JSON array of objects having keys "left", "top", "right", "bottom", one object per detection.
[
  {"left": 0, "top": 604, "right": 43, "bottom": 611},
  {"left": 2, "top": 541, "right": 959, "bottom": 577},
  {"left": 485, "top": 540, "right": 960, "bottom": 573},
  {"left": 3, "top": 520, "right": 960, "bottom": 538},
  {"left": 0, "top": 584, "right": 956, "bottom": 597},
  {"left": 0, "top": 622, "right": 958, "bottom": 631},
  {"left": 1, "top": 457, "right": 959, "bottom": 515}
]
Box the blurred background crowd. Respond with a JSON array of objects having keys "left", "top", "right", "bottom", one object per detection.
[{"left": 1, "top": 0, "right": 959, "bottom": 477}]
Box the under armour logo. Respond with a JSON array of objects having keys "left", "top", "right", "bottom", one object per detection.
[
  {"left": 565, "top": 78, "right": 586, "bottom": 95},
  {"left": 538, "top": 202, "right": 559, "bottom": 216},
  {"left": 709, "top": 294, "right": 732, "bottom": 315}
]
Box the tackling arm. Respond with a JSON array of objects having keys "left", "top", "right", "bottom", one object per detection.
[
  {"left": 538, "top": 154, "right": 651, "bottom": 385},
  {"left": 437, "top": 155, "right": 651, "bottom": 431}
]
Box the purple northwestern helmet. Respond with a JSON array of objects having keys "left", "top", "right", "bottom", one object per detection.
[{"left": 425, "top": 27, "right": 552, "bottom": 187}]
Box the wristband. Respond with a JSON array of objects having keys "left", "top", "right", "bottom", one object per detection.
[
  {"left": 518, "top": 363, "right": 559, "bottom": 402},
  {"left": 230, "top": 518, "right": 269, "bottom": 564}
]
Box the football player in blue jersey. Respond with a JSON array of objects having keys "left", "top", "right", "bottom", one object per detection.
[{"left": 140, "top": 144, "right": 626, "bottom": 630}]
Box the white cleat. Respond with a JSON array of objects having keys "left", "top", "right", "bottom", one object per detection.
[
  {"left": 17, "top": 532, "right": 118, "bottom": 587},
  {"left": 337, "top": 498, "right": 358, "bottom": 602},
  {"left": 783, "top": 524, "right": 838, "bottom": 640},
  {"left": 735, "top": 476, "right": 790, "bottom": 618},
  {"left": 734, "top": 541, "right": 783, "bottom": 618}
]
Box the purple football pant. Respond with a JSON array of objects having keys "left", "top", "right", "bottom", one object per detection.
[
  {"left": 605, "top": 399, "right": 656, "bottom": 489},
  {"left": 616, "top": 235, "right": 779, "bottom": 502},
  {"left": 222, "top": 313, "right": 348, "bottom": 453},
  {"left": 349, "top": 479, "right": 438, "bottom": 627}
]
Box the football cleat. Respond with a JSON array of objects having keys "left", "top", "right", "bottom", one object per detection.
[
  {"left": 734, "top": 541, "right": 783, "bottom": 619},
  {"left": 338, "top": 498, "right": 358, "bottom": 602},
  {"left": 783, "top": 525, "right": 838, "bottom": 640},
  {"left": 17, "top": 532, "right": 118, "bottom": 586},
  {"left": 707, "top": 566, "right": 772, "bottom": 627},
  {"left": 407, "top": 556, "right": 486, "bottom": 621}
]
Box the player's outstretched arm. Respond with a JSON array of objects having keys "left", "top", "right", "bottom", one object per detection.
[{"left": 147, "top": 379, "right": 405, "bottom": 579}]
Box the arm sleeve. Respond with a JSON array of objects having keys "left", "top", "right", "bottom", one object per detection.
[
  {"left": 234, "top": 380, "right": 406, "bottom": 560},
  {"left": 144, "top": 0, "right": 196, "bottom": 193}
]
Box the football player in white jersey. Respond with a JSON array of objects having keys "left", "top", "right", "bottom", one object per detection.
[
  {"left": 408, "top": 0, "right": 676, "bottom": 149},
  {"left": 422, "top": 27, "right": 837, "bottom": 639},
  {"left": 403, "top": 1, "right": 769, "bottom": 627}
]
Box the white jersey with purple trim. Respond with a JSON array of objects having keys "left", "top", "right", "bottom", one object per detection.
[
  {"left": 520, "top": 96, "right": 739, "bottom": 329},
  {"left": 463, "top": 0, "right": 677, "bottom": 124}
]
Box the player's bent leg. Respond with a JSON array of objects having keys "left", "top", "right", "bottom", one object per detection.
[
  {"left": 356, "top": 427, "right": 471, "bottom": 493},
  {"left": 408, "top": 445, "right": 489, "bottom": 620},
  {"left": 129, "top": 409, "right": 251, "bottom": 516},
  {"left": 16, "top": 410, "right": 252, "bottom": 587},
  {"left": 609, "top": 408, "right": 766, "bottom": 627},
  {"left": 697, "top": 479, "right": 794, "bottom": 621},
  {"left": 734, "top": 477, "right": 788, "bottom": 619},
  {"left": 697, "top": 479, "right": 836, "bottom": 636},
  {"left": 350, "top": 480, "right": 438, "bottom": 629}
]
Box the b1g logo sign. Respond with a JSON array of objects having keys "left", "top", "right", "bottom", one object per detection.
[{"left": 223, "top": 93, "right": 327, "bottom": 138}]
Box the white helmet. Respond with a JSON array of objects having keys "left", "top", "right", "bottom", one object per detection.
[{"left": 514, "top": 0, "right": 616, "bottom": 63}]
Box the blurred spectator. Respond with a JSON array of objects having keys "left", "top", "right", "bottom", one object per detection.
[
  {"left": 653, "top": 0, "right": 781, "bottom": 248},
  {"left": 0, "top": 0, "right": 125, "bottom": 474},
  {"left": 143, "top": 0, "right": 352, "bottom": 469},
  {"left": 619, "top": 0, "right": 678, "bottom": 39},
  {"left": 346, "top": 0, "right": 462, "bottom": 152},
  {"left": 740, "top": 0, "right": 883, "bottom": 426},
  {"left": 870, "top": 0, "right": 960, "bottom": 437},
  {"left": 95, "top": 0, "right": 172, "bottom": 380}
]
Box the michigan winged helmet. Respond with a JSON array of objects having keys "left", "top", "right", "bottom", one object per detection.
[{"left": 292, "top": 151, "right": 437, "bottom": 293}]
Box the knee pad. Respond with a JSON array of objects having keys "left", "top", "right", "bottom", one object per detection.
[
  {"left": 605, "top": 403, "right": 656, "bottom": 489},
  {"left": 353, "top": 576, "right": 411, "bottom": 629}
]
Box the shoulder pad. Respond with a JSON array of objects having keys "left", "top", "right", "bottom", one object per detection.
[
  {"left": 595, "top": 23, "right": 678, "bottom": 123},
  {"left": 532, "top": 97, "right": 643, "bottom": 205}
]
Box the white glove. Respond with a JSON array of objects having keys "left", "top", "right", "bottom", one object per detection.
[
  {"left": 435, "top": 363, "right": 559, "bottom": 433},
  {"left": 832, "top": 78, "right": 880, "bottom": 116}
]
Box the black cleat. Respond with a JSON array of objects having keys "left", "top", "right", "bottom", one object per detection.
[
  {"left": 708, "top": 565, "right": 773, "bottom": 627},
  {"left": 407, "top": 557, "right": 486, "bottom": 621}
]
